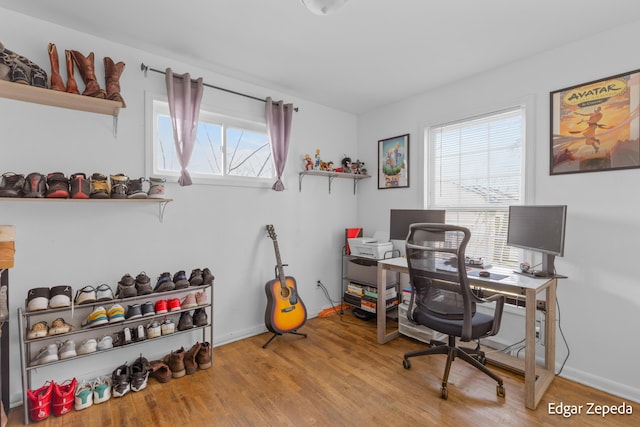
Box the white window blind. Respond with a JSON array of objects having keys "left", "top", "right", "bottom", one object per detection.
[{"left": 426, "top": 107, "right": 525, "bottom": 267}]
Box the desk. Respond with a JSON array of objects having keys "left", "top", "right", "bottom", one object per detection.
[{"left": 376, "top": 257, "right": 559, "bottom": 410}]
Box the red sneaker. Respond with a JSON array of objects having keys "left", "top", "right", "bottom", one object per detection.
[
  {"left": 168, "top": 298, "right": 181, "bottom": 312},
  {"left": 27, "top": 381, "right": 54, "bottom": 422},
  {"left": 52, "top": 378, "right": 77, "bottom": 416},
  {"left": 154, "top": 299, "right": 168, "bottom": 314}
]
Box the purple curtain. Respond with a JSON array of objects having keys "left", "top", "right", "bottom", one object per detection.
[
  {"left": 165, "top": 68, "right": 204, "bottom": 186},
  {"left": 265, "top": 97, "right": 294, "bottom": 191}
]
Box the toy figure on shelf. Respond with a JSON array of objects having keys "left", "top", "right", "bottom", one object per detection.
[
  {"left": 327, "top": 161, "right": 335, "bottom": 171},
  {"left": 303, "top": 154, "right": 314, "bottom": 171},
  {"left": 320, "top": 161, "right": 328, "bottom": 171},
  {"left": 341, "top": 156, "right": 352, "bottom": 173},
  {"left": 314, "top": 149, "right": 321, "bottom": 170},
  {"left": 353, "top": 159, "right": 366, "bottom": 174}
]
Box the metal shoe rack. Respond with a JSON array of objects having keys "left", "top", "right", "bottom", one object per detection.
[{"left": 17, "top": 284, "right": 213, "bottom": 424}]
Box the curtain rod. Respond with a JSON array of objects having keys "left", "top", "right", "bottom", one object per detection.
[{"left": 140, "top": 63, "right": 298, "bottom": 112}]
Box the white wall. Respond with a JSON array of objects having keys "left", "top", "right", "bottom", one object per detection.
[
  {"left": 357, "top": 21, "right": 640, "bottom": 402},
  {"left": 0, "top": 9, "right": 360, "bottom": 406}
]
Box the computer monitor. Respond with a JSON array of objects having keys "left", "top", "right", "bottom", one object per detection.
[
  {"left": 389, "top": 210, "right": 446, "bottom": 255},
  {"left": 507, "top": 205, "right": 567, "bottom": 276}
]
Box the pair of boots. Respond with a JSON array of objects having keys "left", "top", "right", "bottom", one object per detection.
[{"left": 47, "top": 43, "right": 125, "bottom": 106}]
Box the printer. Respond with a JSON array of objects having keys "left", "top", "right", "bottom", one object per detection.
[{"left": 348, "top": 231, "right": 394, "bottom": 260}]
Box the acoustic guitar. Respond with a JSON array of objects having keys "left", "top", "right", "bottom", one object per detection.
[{"left": 264, "top": 224, "right": 307, "bottom": 335}]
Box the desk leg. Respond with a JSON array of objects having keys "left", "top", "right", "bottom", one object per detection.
[
  {"left": 523, "top": 279, "right": 557, "bottom": 410},
  {"left": 376, "top": 264, "right": 398, "bottom": 344}
]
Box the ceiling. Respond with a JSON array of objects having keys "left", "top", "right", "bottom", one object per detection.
[{"left": 2, "top": 0, "right": 640, "bottom": 114}]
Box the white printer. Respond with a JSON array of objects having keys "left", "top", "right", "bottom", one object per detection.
[{"left": 348, "top": 231, "right": 394, "bottom": 259}]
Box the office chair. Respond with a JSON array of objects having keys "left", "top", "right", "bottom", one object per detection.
[{"left": 402, "top": 223, "right": 506, "bottom": 400}]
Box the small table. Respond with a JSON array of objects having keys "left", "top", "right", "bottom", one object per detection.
[{"left": 376, "top": 257, "right": 560, "bottom": 410}]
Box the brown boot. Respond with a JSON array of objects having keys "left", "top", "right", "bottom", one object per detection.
[
  {"left": 148, "top": 360, "right": 172, "bottom": 383},
  {"left": 70, "top": 50, "right": 106, "bottom": 98},
  {"left": 103, "top": 57, "right": 126, "bottom": 107},
  {"left": 47, "top": 43, "right": 65, "bottom": 91},
  {"left": 184, "top": 342, "right": 201, "bottom": 375},
  {"left": 196, "top": 341, "right": 212, "bottom": 369},
  {"left": 64, "top": 50, "right": 79, "bottom": 94},
  {"left": 163, "top": 347, "right": 186, "bottom": 378}
]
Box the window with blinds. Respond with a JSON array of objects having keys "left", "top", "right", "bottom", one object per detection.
[{"left": 425, "top": 106, "right": 525, "bottom": 268}]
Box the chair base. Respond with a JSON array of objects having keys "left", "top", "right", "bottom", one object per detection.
[{"left": 403, "top": 335, "right": 505, "bottom": 399}]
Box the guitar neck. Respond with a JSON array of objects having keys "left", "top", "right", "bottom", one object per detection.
[{"left": 271, "top": 237, "right": 287, "bottom": 284}]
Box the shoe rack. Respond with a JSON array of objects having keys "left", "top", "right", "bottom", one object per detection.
[
  {"left": 0, "top": 80, "right": 123, "bottom": 137},
  {"left": 17, "top": 284, "right": 212, "bottom": 424}
]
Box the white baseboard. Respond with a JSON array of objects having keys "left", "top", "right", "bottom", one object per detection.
[{"left": 558, "top": 366, "right": 640, "bottom": 404}]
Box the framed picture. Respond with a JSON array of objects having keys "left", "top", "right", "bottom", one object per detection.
[
  {"left": 378, "top": 134, "right": 409, "bottom": 189},
  {"left": 550, "top": 69, "right": 640, "bottom": 175}
]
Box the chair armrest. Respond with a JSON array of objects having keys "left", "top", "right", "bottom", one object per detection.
[{"left": 483, "top": 293, "right": 505, "bottom": 336}]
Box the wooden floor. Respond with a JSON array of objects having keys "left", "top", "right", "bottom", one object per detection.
[{"left": 7, "top": 312, "right": 636, "bottom": 426}]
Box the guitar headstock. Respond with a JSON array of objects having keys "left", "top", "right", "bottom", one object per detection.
[{"left": 266, "top": 224, "right": 277, "bottom": 241}]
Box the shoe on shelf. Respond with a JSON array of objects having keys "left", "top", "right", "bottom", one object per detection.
[
  {"left": 45, "top": 172, "right": 70, "bottom": 198},
  {"left": 27, "top": 287, "right": 50, "bottom": 312},
  {"left": 110, "top": 174, "right": 129, "bottom": 199},
  {"left": 52, "top": 378, "right": 77, "bottom": 416},
  {"left": 193, "top": 308, "right": 208, "bottom": 327},
  {"left": 125, "top": 304, "right": 142, "bottom": 320},
  {"left": 154, "top": 272, "right": 175, "bottom": 292},
  {"left": 0, "top": 172, "right": 26, "bottom": 198},
  {"left": 141, "top": 301, "right": 155, "bottom": 317},
  {"left": 133, "top": 324, "right": 146, "bottom": 342},
  {"left": 27, "top": 321, "right": 49, "bottom": 339},
  {"left": 70, "top": 172, "right": 91, "bottom": 199},
  {"left": 81, "top": 306, "right": 108, "bottom": 328},
  {"left": 123, "top": 327, "right": 133, "bottom": 345},
  {"left": 184, "top": 342, "right": 201, "bottom": 375},
  {"left": 77, "top": 338, "right": 98, "bottom": 355},
  {"left": 74, "top": 285, "right": 96, "bottom": 305},
  {"left": 135, "top": 272, "right": 153, "bottom": 295},
  {"left": 31, "top": 344, "right": 59, "bottom": 366},
  {"left": 96, "top": 284, "right": 114, "bottom": 301},
  {"left": 23, "top": 172, "right": 46, "bottom": 198},
  {"left": 202, "top": 267, "right": 215, "bottom": 286},
  {"left": 163, "top": 347, "right": 186, "bottom": 378},
  {"left": 195, "top": 290, "right": 208, "bottom": 306},
  {"left": 148, "top": 360, "right": 172, "bottom": 383},
  {"left": 58, "top": 339, "right": 77, "bottom": 359},
  {"left": 90, "top": 173, "right": 110, "bottom": 199},
  {"left": 154, "top": 299, "right": 168, "bottom": 314},
  {"left": 116, "top": 274, "right": 137, "bottom": 298},
  {"left": 127, "top": 177, "right": 148, "bottom": 199},
  {"left": 131, "top": 356, "right": 150, "bottom": 392},
  {"left": 74, "top": 380, "right": 93, "bottom": 410},
  {"left": 189, "top": 268, "right": 203, "bottom": 286},
  {"left": 178, "top": 311, "right": 193, "bottom": 331},
  {"left": 168, "top": 298, "right": 181, "bottom": 312},
  {"left": 147, "top": 321, "right": 161, "bottom": 339},
  {"left": 27, "top": 381, "right": 54, "bottom": 422},
  {"left": 112, "top": 363, "right": 131, "bottom": 397},
  {"left": 92, "top": 377, "right": 112, "bottom": 404},
  {"left": 197, "top": 342, "right": 212, "bottom": 370},
  {"left": 147, "top": 177, "right": 166, "bottom": 199},
  {"left": 96, "top": 335, "right": 113, "bottom": 351},
  {"left": 173, "top": 270, "right": 189, "bottom": 289},
  {"left": 181, "top": 293, "right": 197, "bottom": 309},
  {"left": 49, "top": 285, "right": 72, "bottom": 308},
  {"left": 107, "top": 304, "right": 125, "bottom": 323},
  {"left": 161, "top": 318, "right": 175, "bottom": 335},
  {"left": 49, "top": 318, "right": 73, "bottom": 335}
]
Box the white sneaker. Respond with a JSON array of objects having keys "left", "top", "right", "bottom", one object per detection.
[
  {"left": 97, "top": 335, "right": 113, "bottom": 351},
  {"left": 161, "top": 318, "right": 175, "bottom": 335},
  {"left": 92, "top": 377, "right": 112, "bottom": 404},
  {"left": 58, "top": 340, "right": 77, "bottom": 359},
  {"left": 147, "top": 321, "right": 161, "bottom": 339},
  {"left": 96, "top": 284, "right": 114, "bottom": 301},
  {"left": 74, "top": 381, "right": 93, "bottom": 410},
  {"left": 31, "top": 343, "right": 59, "bottom": 366},
  {"left": 77, "top": 338, "right": 97, "bottom": 355}
]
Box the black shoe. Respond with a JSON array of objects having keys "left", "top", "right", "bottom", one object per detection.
[
  {"left": 154, "top": 272, "right": 175, "bottom": 292},
  {"left": 26, "top": 287, "right": 50, "bottom": 312},
  {"left": 189, "top": 269, "right": 204, "bottom": 286},
  {"left": 173, "top": 271, "right": 189, "bottom": 289},
  {"left": 130, "top": 356, "right": 150, "bottom": 392},
  {"left": 125, "top": 304, "right": 142, "bottom": 320},
  {"left": 116, "top": 274, "right": 137, "bottom": 298},
  {"left": 202, "top": 268, "right": 215, "bottom": 286},
  {"left": 112, "top": 363, "right": 131, "bottom": 397},
  {"left": 70, "top": 173, "right": 90, "bottom": 199},
  {"left": 0, "top": 172, "right": 26, "bottom": 197},
  {"left": 135, "top": 272, "right": 153, "bottom": 296},
  {"left": 141, "top": 301, "right": 155, "bottom": 317},
  {"left": 49, "top": 285, "right": 72, "bottom": 308},
  {"left": 178, "top": 311, "right": 193, "bottom": 331},
  {"left": 110, "top": 174, "right": 129, "bottom": 199},
  {"left": 23, "top": 172, "right": 46, "bottom": 198},
  {"left": 193, "top": 308, "right": 208, "bottom": 327},
  {"left": 45, "top": 172, "right": 69, "bottom": 198},
  {"left": 127, "top": 177, "right": 148, "bottom": 199}
]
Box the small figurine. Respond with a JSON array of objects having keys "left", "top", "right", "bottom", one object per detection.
[
  {"left": 314, "top": 149, "right": 321, "bottom": 170},
  {"left": 327, "top": 161, "right": 335, "bottom": 171},
  {"left": 353, "top": 159, "right": 365, "bottom": 174},
  {"left": 303, "top": 154, "right": 314, "bottom": 171},
  {"left": 341, "top": 155, "right": 352, "bottom": 173}
]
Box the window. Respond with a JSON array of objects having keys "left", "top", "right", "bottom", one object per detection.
[
  {"left": 150, "top": 99, "right": 273, "bottom": 185},
  {"left": 425, "top": 106, "right": 525, "bottom": 268}
]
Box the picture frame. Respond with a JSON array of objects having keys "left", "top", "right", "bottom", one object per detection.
[
  {"left": 550, "top": 69, "right": 640, "bottom": 175},
  {"left": 378, "top": 134, "right": 409, "bottom": 189}
]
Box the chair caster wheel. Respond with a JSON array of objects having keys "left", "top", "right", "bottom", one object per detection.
[
  {"left": 402, "top": 358, "right": 411, "bottom": 369},
  {"left": 478, "top": 355, "right": 486, "bottom": 365},
  {"left": 441, "top": 386, "right": 448, "bottom": 399},
  {"left": 497, "top": 384, "right": 505, "bottom": 398}
]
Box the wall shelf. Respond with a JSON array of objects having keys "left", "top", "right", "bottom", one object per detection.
[
  {"left": 298, "top": 171, "right": 370, "bottom": 194},
  {"left": 0, "top": 80, "right": 123, "bottom": 136},
  {"left": 0, "top": 198, "right": 173, "bottom": 222}
]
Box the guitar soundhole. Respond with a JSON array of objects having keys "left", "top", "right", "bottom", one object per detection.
[{"left": 280, "top": 287, "right": 291, "bottom": 299}]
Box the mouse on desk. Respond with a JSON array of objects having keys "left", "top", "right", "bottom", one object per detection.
[{"left": 479, "top": 270, "right": 490, "bottom": 278}]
